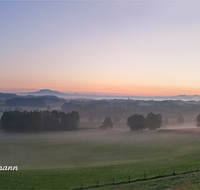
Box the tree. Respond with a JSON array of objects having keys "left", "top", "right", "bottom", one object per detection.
[
  {"left": 25, "top": 111, "right": 43, "bottom": 132},
  {"left": 69, "top": 111, "right": 80, "bottom": 130},
  {"left": 177, "top": 115, "right": 184, "bottom": 124},
  {"left": 41, "top": 110, "right": 55, "bottom": 131},
  {"left": 196, "top": 114, "right": 200, "bottom": 127},
  {"left": 101, "top": 117, "right": 114, "bottom": 129},
  {"left": 127, "top": 113, "right": 145, "bottom": 131},
  {"left": 145, "top": 112, "right": 162, "bottom": 130}
]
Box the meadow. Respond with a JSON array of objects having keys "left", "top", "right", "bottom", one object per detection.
[{"left": 1, "top": 121, "right": 200, "bottom": 189}]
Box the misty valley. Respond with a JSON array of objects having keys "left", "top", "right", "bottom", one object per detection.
[
  {"left": 1, "top": 94, "right": 200, "bottom": 189},
  {"left": 2, "top": 0, "right": 200, "bottom": 188}
]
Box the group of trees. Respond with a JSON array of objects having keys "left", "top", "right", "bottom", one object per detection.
[
  {"left": 6, "top": 97, "right": 47, "bottom": 107},
  {"left": 5, "top": 96, "right": 65, "bottom": 108},
  {"left": 127, "top": 112, "right": 162, "bottom": 131},
  {"left": 1, "top": 110, "right": 42, "bottom": 132},
  {"left": 61, "top": 99, "right": 200, "bottom": 121},
  {"left": 0, "top": 110, "right": 79, "bottom": 133},
  {"left": 4, "top": 106, "right": 200, "bottom": 133},
  {"left": 98, "top": 112, "right": 162, "bottom": 131}
]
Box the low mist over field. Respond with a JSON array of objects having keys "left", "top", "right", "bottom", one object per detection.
[
  {"left": 0, "top": 120, "right": 200, "bottom": 170},
  {"left": 1, "top": 97, "right": 200, "bottom": 189}
]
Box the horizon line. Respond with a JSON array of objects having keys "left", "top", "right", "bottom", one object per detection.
[{"left": 1, "top": 89, "right": 200, "bottom": 97}]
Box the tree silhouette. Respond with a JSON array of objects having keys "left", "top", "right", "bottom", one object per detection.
[
  {"left": 127, "top": 113, "right": 145, "bottom": 131},
  {"left": 1, "top": 110, "right": 80, "bottom": 133},
  {"left": 145, "top": 112, "right": 162, "bottom": 130},
  {"left": 196, "top": 114, "right": 200, "bottom": 127},
  {"left": 100, "top": 117, "right": 114, "bottom": 129}
]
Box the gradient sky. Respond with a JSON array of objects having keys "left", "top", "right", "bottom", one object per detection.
[{"left": 1, "top": 0, "right": 200, "bottom": 96}]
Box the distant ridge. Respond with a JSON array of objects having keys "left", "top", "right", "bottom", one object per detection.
[
  {"left": 0, "top": 93, "right": 17, "bottom": 99},
  {"left": 18, "top": 89, "right": 200, "bottom": 100},
  {"left": 30, "top": 89, "right": 64, "bottom": 95}
]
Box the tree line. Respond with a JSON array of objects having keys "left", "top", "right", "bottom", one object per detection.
[
  {"left": 3, "top": 110, "right": 200, "bottom": 133},
  {"left": 0, "top": 110, "right": 79, "bottom": 133},
  {"left": 61, "top": 99, "right": 200, "bottom": 122},
  {"left": 6, "top": 97, "right": 46, "bottom": 107},
  {"left": 5, "top": 96, "right": 66, "bottom": 108}
]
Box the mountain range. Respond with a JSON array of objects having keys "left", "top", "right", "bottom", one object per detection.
[{"left": 16, "top": 89, "right": 200, "bottom": 101}]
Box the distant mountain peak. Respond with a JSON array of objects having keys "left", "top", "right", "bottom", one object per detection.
[
  {"left": 39, "top": 89, "right": 51, "bottom": 91},
  {"left": 37, "top": 89, "right": 61, "bottom": 93},
  {"left": 28, "top": 89, "right": 63, "bottom": 95},
  {"left": 177, "top": 94, "right": 187, "bottom": 97}
]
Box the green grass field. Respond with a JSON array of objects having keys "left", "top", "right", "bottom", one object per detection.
[{"left": 1, "top": 122, "right": 200, "bottom": 189}]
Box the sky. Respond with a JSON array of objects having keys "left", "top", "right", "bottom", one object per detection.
[{"left": 1, "top": 0, "right": 200, "bottom": 96}]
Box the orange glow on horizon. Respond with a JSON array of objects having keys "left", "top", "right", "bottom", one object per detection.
[{"left": 1, "top": 84, "right": 200, "bottom": 97}]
